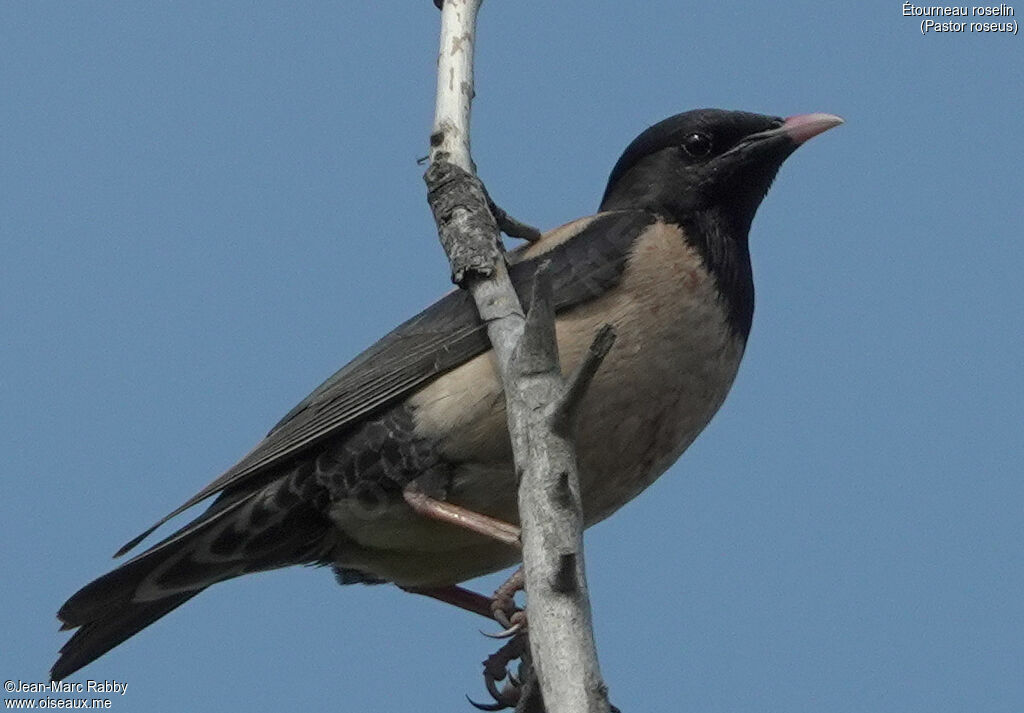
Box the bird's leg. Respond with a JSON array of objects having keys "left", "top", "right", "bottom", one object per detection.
[
  {"left": 404, "top": 570, "right": 527, "bottom": 638},
  {"left": 401, "top": 584, "right": 496, "bottom": 620},
  {"left": 402, "top": 478, "right": 521, "bottom": 547}
]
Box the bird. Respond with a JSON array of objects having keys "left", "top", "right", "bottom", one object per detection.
[{"left": 52, "top": 108, "right": 842, "bottom": 680}]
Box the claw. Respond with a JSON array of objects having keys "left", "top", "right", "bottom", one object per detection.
[
  {"left": 471, "top": 633, "right": 528, "bottom": 711},
  {"left": 480, "top": 620, "right": 523, "bottom": 639},
  {"left": 472, "top": 670, "right": 520, "bottom": 711},
  {"left": 484, "top": 671, "right": 507, "bottom": 701},
  {"left": 466, "top": 695, "right": 507, "bottom": 711},
  {"left": 484, "top": 678, "right": 520, "bottom": 709}
]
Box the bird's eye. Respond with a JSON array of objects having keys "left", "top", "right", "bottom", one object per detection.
[{"left": 681, "top": 132, "right": 713, "bottom": 158}]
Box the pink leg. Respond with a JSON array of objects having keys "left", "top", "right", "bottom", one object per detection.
[
  {"left": 402, "top": 584, "right": 498, "bottom": 620},
  {"left": 402, "top": 487, "right": 521, "bottom": 547}
]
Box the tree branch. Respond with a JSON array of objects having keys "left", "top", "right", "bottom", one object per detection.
[{"left": 425, "top": 2, "right": 612, "bottom": 712}]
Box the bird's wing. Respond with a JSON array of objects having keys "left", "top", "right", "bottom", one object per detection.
[{"left": 117, "top": 209, "right": 657, "bottom": 555}]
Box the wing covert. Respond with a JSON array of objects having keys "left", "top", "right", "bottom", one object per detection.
[{"left": 118, "top": 209, "right": 657, "bottom": 556}]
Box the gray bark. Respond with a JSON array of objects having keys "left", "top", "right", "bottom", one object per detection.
[{"left": 425, "top": 3, "right": 613, "bottom": 713}]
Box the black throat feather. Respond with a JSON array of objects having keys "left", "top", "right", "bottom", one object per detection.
[{"left": 672, "top": 206, "right": 755, "bottom": 342}]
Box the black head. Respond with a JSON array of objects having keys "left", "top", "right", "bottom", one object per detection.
[
  {"left": 600, "top": 108, "right": 842, "bottom": 235},
  {"left": 600, "top": 108, "right": 842, "bottom": 339}
]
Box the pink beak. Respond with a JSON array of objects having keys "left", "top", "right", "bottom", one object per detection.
[{"left": 782, "top": 113, "right": 845, "bottom": 144}]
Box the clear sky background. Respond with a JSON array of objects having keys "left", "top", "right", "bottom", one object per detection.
[{"left": 2, "top": 2, "right": 1022, "bottom": 712}]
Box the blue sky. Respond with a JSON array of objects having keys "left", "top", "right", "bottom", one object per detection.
[{"left": 2, "top": 2, "right": 1022, "bottom": 711}]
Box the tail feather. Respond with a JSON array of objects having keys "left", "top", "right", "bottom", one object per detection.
[
  {"left": 52, "top": 590, "right": 202, "bottom": 681},
  {"left": 53, "top": 480, "right": 332, "bottom": 679}
]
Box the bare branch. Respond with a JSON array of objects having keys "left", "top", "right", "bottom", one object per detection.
[
  {"left": 425, "top": 2, "right": 612, "bottom": 712},
  {"left": 514, "top": 261, "right": 557, "bottom": 375},
  {"left": 550, "top": 325, "right": 617, "bottom": 437},
  {"left": 425, "top": 161, "right": 503, "bottom": 284},
  {"left": 489, "top": 196, "right": 543, "bottom": 242}
]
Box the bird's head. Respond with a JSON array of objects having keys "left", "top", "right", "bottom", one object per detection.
[{"left": 600, "top": 109, "right": 843, "bottom": 235}]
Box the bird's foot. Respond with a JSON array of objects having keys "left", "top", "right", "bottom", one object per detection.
[
  {"left": 485, "top": 567, "right": 526, "bottom": 637},
  {"left": 468, "top": 633, "right": 528, "bottom": 711},
  {"left": 468, "top": 631, "right": 622, "bottom": 713}
]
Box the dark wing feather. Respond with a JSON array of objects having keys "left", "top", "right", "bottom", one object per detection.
[{"left": 117, "top": 210, "right": 656, "bottom": 556}]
